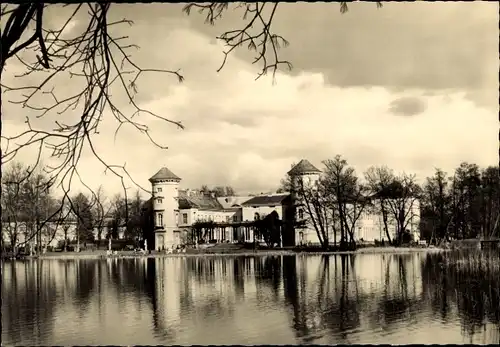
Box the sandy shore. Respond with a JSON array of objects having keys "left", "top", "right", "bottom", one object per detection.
[{"left": 17, "top": 246, "right": 446, "bottom": 260}]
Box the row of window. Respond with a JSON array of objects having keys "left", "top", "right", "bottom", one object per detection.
[
  {"left": 157, "top": 209, "right": 294, "bottom": 227},
  {"left": 155, "top": 212, "right": 233, "bottom": 227}
]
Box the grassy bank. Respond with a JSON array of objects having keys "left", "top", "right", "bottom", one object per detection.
[{"left": 8, "top": 245, "right": 447, "bottom": 260}]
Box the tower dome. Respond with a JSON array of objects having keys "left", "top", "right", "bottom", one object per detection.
[{"left": 149, "top": 167, "right": 181, "bottom": 183}]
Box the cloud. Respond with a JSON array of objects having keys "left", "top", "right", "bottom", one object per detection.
[
  {"left": 1, "top": 3, "right": 497, "bottom": 199},
  {"left": 181, "top": 2, "right": 498, "bottom": 111},
  {"left": 389, "top": 96, "right": 427, "bottom": 117}
]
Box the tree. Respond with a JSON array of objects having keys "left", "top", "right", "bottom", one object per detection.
[
  {"left": 1, "top": 162, "right": 27, "bottom": 252},
  {"left": 253, "top": 211, "right": 282, "bottom": 248},
  {"left": 40, "top": 197, "right": 68, "bottom": 252},
  {"left": 450, "top": 162, "right": 482, "bottom": 240},
  {"left": 384, "top": 173, "right": 420, "bottom": 245},
  {"left": 289, "top": 169, "right": 331, "bottom": 250},
  {"left": 322, "top": 156, "right": 369, "bottom": 248},
  {"left": 479, "top": 166, "right": 500, "bottom": 239},
  {"left": 125, "top": 190, "right": 144, "bottom": 241},
  {"left": 365, "top": 167, "right": 420, "bottom": 245},
  {"left": 421, "top": 169, "right": 453, "bottom": 245},
  {"left": 198, "top": 185, "right": 236, "bottom": 197},
  {"left": 105, "top": 190, "right": 143, "bottom": 241},
  {"left": 108, "top": 194, "right": 125, "bottom": 240},
  {"left": 91, "top": 185, "right": 109, "bottom": 242},
  {"left": 364, "top": 166, "right": 396, "bottom": 244},
  {"left": 212, "top": 186, "right": 236, "bottom": 197},
  {"left": 71, "top": 193, "right": 94, "bottom": 247},
  {"left": 1, "top": 161, "right": 60, "bottom": 253},
  {"left": 1, "top": 2, "right": 381, "bottom": 199}
]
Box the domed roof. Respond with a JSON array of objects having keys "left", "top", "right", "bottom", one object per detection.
[
  {"left": 287, "top": 159, "right": 321, "bottom": 176},
  {"left": 149, "top": 167, "right": 181, "bottom": 182}
]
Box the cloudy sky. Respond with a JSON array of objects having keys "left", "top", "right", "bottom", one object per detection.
[{"left": 2, "top": 2, "right": 498, "bottom": 197}]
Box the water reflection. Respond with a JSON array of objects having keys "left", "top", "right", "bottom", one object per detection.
[{"left": 2, "top": 253, "right": 499, "bottom": 345}]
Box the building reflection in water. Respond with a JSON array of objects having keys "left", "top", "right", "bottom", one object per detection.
[{"left": 1, "top": 252, "right": 499, "bottom": 345}]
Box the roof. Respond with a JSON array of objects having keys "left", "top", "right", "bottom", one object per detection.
[
  {"left": 217, "top": 196, "right": 253, "bottom": 209},
  {"left": 149, "top": 167, "right": 181, "bottom": 182},
  {"left": 178, "top": 195, "right": 223, "bottom": 210},
  {"left": 241, "top": 193, "right": 290, "bottom": 207},
  {"left": 287, "top": 159, "right": 321, "bottom": 176}
]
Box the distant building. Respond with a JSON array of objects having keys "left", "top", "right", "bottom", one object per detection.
[
  {"left": 147, "top": 159, "right": 421, "bottom": 250},
  {"left": 288, "top": 159, "right": 420, "bottom": 245},
  {"left": 148, "top": 166, "right": 292, "bottom": 251}
]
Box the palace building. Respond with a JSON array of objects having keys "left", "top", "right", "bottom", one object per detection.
[{"left": 148, "top": 159, "right": 420, "bottom": 251}]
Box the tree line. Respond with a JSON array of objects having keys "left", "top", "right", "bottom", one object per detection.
[
  {"left": 278, "top": 156, "right": 499, "bottom": 250},
  {"left": 1, "top": 161, "right": 239, "bottom": 253},
  {"left": 1, "top": 162, "right": 150, "bottom": 252},
  {"left": 2, "top": 158, "right": 498, "bottom": 252}
]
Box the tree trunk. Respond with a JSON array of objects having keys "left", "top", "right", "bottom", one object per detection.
[{"left": 380, "top": 200, "right": 392, "bottom": 244}]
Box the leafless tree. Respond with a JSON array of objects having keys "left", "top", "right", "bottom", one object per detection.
[
  {"left": 91, "top": 185, "right": 110, "bottom": 242},
  {"left": 1, "top": 162, "right": 26, "bottom": 252},
  {"left": 364, "top": 166, "right": 396, "bottom": 244},
  {"left": 285, "top": 169, "right": 331, "bottom": 249},
  {"left": 365, "top": 166, "right": 420, "bottom": 245},
  {"left": 421, "top": 168, "right": 453, "bottom": 245},
  {"left": 322, "top": 156, "right": 369, "bottom": 248},
  {"left": 385, "top": 173, "right": 420, "bottom": 245},
  {"left": 1, "top": 3, "right": 182, "bottom": 211},
  {"left": 1, "top": 2, "right": 382, "bottom": 204},
  {"left": 1, "top": 161, "right": 65, "bottom": 254}
]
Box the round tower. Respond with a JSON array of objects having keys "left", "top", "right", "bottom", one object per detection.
[
  {"left": 287, "top": 159, "right": 321, "bottom": 191},
  {"left": 149, "top": 166, "right": 181, "bottom": 251},
  {"left": 287, "top": 159, "right": 322, "bottom": 246}
]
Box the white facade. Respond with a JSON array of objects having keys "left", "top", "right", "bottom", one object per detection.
[
  {"left": 150, "top": 168, "right": 182, "bottom": 251},
  {"left": 288, "top": 159, "right": 421, "bottom": 246},
  {"left": 241, "top": 205, "right": 285, "bottom": 222},
  {"left": 291, "top": 167, "right": 322, "bottom": 246},
  {"left": 297, "top": 198, "right": 421, "bottom": 245},
  {"left": 356, "top": 199, "right": 421, "bottom": 243}
]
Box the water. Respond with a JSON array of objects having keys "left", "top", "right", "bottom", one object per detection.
[{"left": 2, "top": 253, "right": 499, "bottom": 345}]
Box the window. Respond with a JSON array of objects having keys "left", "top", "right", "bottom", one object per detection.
[
  {"left": 157, "top": 198, "right": 163, "bottom": 204},
  {"left": 182, "top": 213, "right": 188, "bottom": 224},
  {"left": 157, "top": 213, "right": 163, "bottom": 227},
  {"left": 298, "top": 209, "right": 304, "bottom": 220},
  {"left": 157, "top": 187, "right": 162, "bottom": 192},
  {"left": 226, "top": 216, "right": 230, "bottom": 223},
  {"left": 232, "top": 215, "right": 238, "bottom": 222}
]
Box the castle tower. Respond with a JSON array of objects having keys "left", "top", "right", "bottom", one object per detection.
[
  {"left": 286, "top": 159, "right": 322, "bottom": 246},
  {"left": 149, "top": 166, "right": 181, "bottom": 251}
]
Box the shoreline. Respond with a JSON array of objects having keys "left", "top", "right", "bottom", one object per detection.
[{"left": 7, "top": 247, "right": 447, "bottom": 260}]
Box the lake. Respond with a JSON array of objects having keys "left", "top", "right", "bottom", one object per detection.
[{"left": 2, "top": 253, "right": 499, "bottom": 345}]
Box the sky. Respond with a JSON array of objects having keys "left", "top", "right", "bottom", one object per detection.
[{"left": 1, "top": 2, "right": 498, "bottom": 198}]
